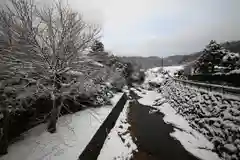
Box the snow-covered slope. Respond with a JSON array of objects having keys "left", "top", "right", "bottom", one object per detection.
[
  {"left": 141, "top": 65, "right": 240, "bottom": 159},
  {"left": 0, "top": 93, "right": 123, "bottom": 160},
  {"left": 161, "top": 80, "right": 240, "bottom": 160}
]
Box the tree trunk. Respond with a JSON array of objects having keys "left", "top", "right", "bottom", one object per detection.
[
  {"left": 48, "top": 73, "right": 60, "bottom": 134},
  {"left": 47, "top": 99, "right": 58, "bottom": 133},
  {"left": 0, "top": 110, "right": 10, "bottom": 155}
]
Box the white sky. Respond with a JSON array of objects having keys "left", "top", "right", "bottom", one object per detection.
[{"left": 2, "top": 0, "right": 240, "bottom": 57}]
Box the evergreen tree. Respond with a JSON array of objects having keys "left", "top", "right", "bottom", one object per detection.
[
  {"left": 194, "top": 40, "right": 226, "bottom": 73},
  {"left": 91, "top": 40, "right": 104, "bottom": 52}
]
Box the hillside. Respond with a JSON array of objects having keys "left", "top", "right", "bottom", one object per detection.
[
  {"left": 119, "top": 56, "right": 189, "bottom": 69},
  {"left": 119, "top": 41, "right": 240, "bottom": 69}
]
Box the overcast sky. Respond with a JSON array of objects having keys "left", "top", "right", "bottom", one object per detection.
[
  {"left": 66, "top": 0, "right": 240, "bottom": 57},
  {"left": 3, "top": 0, "right": 240, "bottom": 57}
]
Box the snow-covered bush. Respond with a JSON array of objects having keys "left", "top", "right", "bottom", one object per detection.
[
  {"left": 222, "top": 52, "right": 240, "bottom": 71},
  {"left": 108, "top": 71, "right": 126, "bottom": 92},
  {"left": 194, "top": 40, "right": 240, "bottom": 75},
  {"left": 194, "top": 40, "right": 227, "bottom": 74},
  {"left": 87, "top": 50, "right": 132, "bottom": 90},
  {"left": 60, "top": 64, "right": 117, "bottom": 107},
  {"left": 94, "top": 84, "right": 113, "bottom": 106}
]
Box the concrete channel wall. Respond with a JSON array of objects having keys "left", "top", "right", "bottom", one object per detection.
[
  {"left": 173, "top": 78, "right": 240, "bottom": 97},
  {"left": 78, "top": 93, "right": 128, "bottom": 160}
]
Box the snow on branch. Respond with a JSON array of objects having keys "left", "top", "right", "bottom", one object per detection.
[{"left": 0, "top": 0, "right": 101, "bottom": 111}]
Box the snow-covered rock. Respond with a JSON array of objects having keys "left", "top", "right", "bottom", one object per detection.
[
  {"left": 228, "top": 69, "right": 240, "bottom": 74},
  {"left": 161, "top": 79, "right": 240, "bottom": 159},
  {"left": 224, "top": 144, "right": 237, "bottom": 154}
]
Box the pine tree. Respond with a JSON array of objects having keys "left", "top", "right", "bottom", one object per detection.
[{"left": 194, "top": 40, "right": 226, "bottom": 74}]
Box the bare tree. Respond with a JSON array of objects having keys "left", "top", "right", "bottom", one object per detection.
[{"left": 0, "top": 0, "right": 100, "bottom": 152}]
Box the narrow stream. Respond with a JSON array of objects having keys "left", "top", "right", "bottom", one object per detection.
[{"left": 128, "top": 100, "right": 201, "bottom": 160}]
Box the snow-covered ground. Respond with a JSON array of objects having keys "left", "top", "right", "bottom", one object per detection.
[
  {"left": 137, "top": 90, "right": 221, "bottom": 160},
  {"left": 163, "top": 66, "right": 184, "bottom": 76},
  {"left": 148, "top": 66, "right": 183, "bottom": 74},
  {"left": 0, "top": 93, "right": 123, "bottom": 160},
  {"left": 97, "top": 101, "right": 138, "bottom": 160},
  {"left": 149, "top": 66, "right": 183, "bottom": 74}
]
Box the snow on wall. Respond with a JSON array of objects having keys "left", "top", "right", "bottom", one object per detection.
[
  {"left": 97, "top": 101, "right": 138, "bottom": 160},
  {"left": 161, "top": 79, "right": 240, "bottom": 160}
]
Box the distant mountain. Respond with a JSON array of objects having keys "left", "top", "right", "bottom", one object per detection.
[
  {"left": 118, "top": 53, "right": 202, "bottom": 69},
  {"left": 119, "top": 41, "right": 240, "bottom": 69},
  {"left": 222, "top": 41, "right": 240, "bottom": 53}
]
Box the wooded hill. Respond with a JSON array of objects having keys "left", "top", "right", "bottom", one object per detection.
[{"left": 119, "top": 41, "right": 240, "bottom": 69}]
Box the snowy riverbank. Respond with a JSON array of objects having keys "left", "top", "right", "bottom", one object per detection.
[{"left": 135, "top": 89, "right": 220, "bottom": 160}]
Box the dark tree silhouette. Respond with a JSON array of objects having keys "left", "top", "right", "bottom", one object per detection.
[
  {"left": 194, "top": 40, "right": 226, "bottom": 74},
  {"left": 91, "top": 40, "right": 104, "bottom": 52}
]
